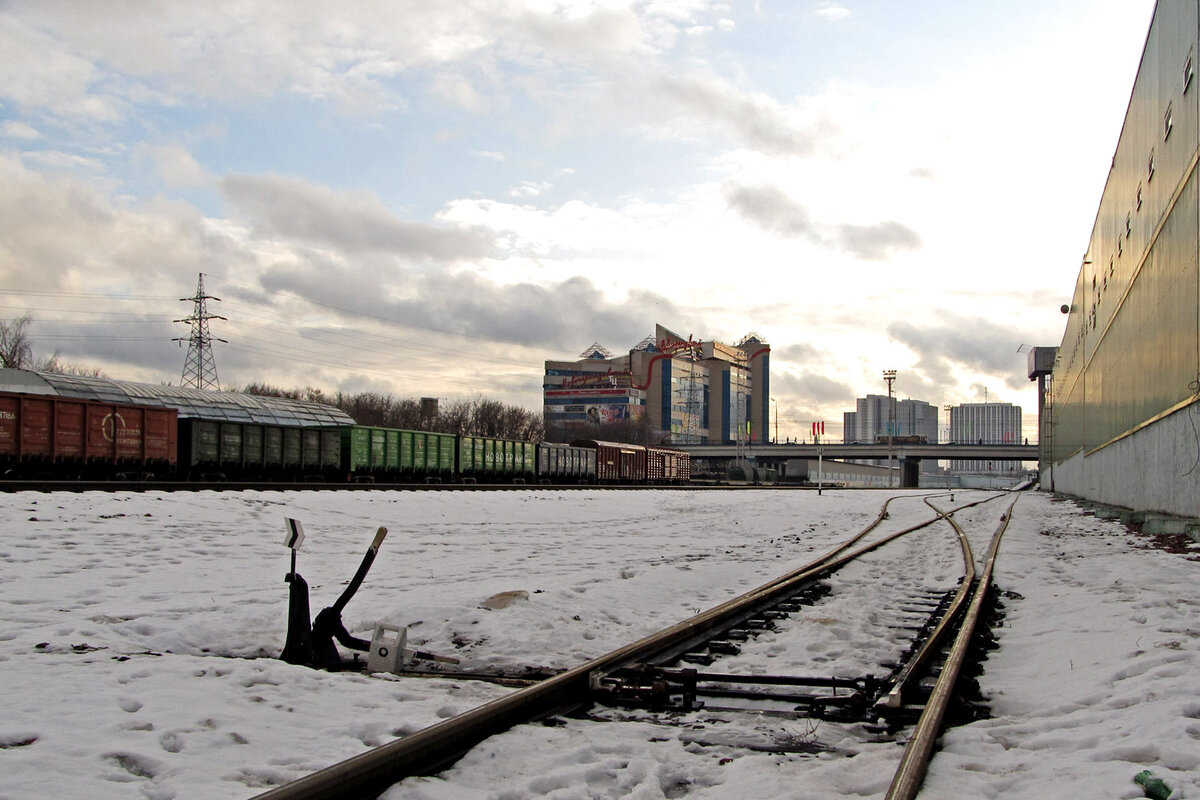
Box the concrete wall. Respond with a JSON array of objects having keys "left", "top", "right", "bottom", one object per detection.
[{"left": 1044, "top": 399, "right": 1200, "bottom": 518}]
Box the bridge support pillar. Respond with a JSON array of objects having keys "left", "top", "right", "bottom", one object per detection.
[{"left": 901, "top": 458, "right": 920, "bottom": 488}]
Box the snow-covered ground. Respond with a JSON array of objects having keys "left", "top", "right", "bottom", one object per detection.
[{"left": 0, "top": 488, "right": 1196, "bottom": 800}]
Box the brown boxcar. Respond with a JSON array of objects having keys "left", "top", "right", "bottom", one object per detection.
[
  {"left": 0, "top": 390, "right": 177, "bottom": 476},
  {"left": 646, "top": 446, "right": 691, "bottom": 483},
  {"left": 571, "top": 440, "right": 647, "bottom": 483}
]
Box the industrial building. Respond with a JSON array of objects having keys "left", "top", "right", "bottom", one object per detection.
[
  {"left": 543, "top": 324, "right": 770, "bottom": 445},
  {"left": 1043, "top": 0, "right": 1200, "bottom": 519}
]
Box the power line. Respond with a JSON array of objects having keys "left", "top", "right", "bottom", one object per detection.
[
  {"left": 220, "top": 341, "right": 540, "bottom": 394},
  {"left": 218, "top": 300, "right": 537, "bottom": 369},
  {"left": 3, "top": 290, "right": 177, "bottom": 300},
  {"left": 215, "top": 276, "right": 552, "bottom": 352},
  {"left": 6, "top": 284, "right": 553, "bottom": 372}
]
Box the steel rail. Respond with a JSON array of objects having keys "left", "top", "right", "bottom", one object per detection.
[
  {"left": 249, "top": 493, "right": 999, "bottom": 800},
  {"left": 884, "top": 495, "right": 1018, "bottom": 800},
  {"left": 876, "top": 497, "right": 978, "bottom": 711},
  {"left": 633, "top": 494, "right": 1008, "bottom": 671}
]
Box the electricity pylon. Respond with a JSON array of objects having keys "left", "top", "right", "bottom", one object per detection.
[{"left": 174, "top": 273, "right": 226, "bottom": 390}]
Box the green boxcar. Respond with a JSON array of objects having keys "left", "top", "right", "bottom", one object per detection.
[
  {"left": 283, "top": 428, "right": 302, "bottom": 467},
  {"left": 520, "top": 440, "right": 535, "bottom": 476},
  {"left": 339, "top": 427, "right": 457, "bottom": 480},
  {"left": 319, "top": 429, "right": 341, "bottom": 473},
  {"left": 220, "top": 422, "right": 243, "bottom": 465},
  {"left": 191, "top": 420, "right": 220, "bottom": 464},
  {"left": 457, "top": 437, "right": 480, "bottom": 476},
  {"left": 340, "top": 425, "right": 404, "bottom": 479},
  {"left": 410, "top": 431, "right": 428, "bottom": 473},
  {"left": 301, "top": 429, "right": 321, "bottom": 468},
  {"left": 181, "top": 421, "right": 339, "bottom": 479},
  {"left": 457, "top": 435, "right": 535, "bottom": 481},
  {"left": 399, "top": 430, "right": 414, "bottom": 472},
  {"left": 435, "top": 433, "right": 456, "bottom": 475},
  {"left": 342, "top": 427, "right": 369, "bottom": 474},
  {"left": 264, "top": 427, "right": 283, "bottom": 467},
  {"left": 244, "top": 426, "right": 264, "bottom": 467}
]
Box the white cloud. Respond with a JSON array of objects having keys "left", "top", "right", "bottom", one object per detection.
[
  {"left": 22, "top": 150, "right": 106, "bottom": 172},
  {"left": 2, "top": 121, "right": 41, "bottom": 140},
  {"left": 141, "top": 143, "right": 208, "bottom": 189},
  {"left": 509, "top": 181, "right": 553, "bottom": 198},
  {"left": 814, "top": 3, "right": 851, "bottom": 21},
  {"left": 220, "top": 172, "right": 495, "bottom": 260}
]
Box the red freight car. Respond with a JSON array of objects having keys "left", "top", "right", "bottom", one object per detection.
[
  {"left": 571, "top": 440, "right": 647, "bottom": 483},
  {"left": 646, "top": 446, "right": 690, "bottom": 483},
  {"left": 0, "top": 391, "right": 177, "bottom": 477}
]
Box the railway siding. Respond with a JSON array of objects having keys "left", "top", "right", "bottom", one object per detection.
[{"left": 251, "top": 492, "right": 1015, "bottom": 800}]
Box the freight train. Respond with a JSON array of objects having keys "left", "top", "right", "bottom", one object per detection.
[{"left": 0, "top": 390, "right": 689, "bottom": 484}]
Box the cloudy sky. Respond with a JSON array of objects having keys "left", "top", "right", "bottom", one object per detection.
[{"left": 0, "top": 0, "right": 1157, "bottom": 441}]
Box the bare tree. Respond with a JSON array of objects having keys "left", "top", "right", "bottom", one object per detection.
[
  {"left": 437, "top": 399, "right": 473, "bottom": 436},
  {"left": 243, "top": 382, "right": 329, "bottom": 404},
  {"left": 36, "top": 352, "right": 106, "bottom": 377},
  {"left": 0, "top": 314, "right": 33, "bottom": 369},
  {"left": 242, "top": 383, "right": 541, "bottom": 440}
]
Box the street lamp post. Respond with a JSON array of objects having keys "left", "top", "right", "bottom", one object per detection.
[
  {"left": 771, "top": 397, "right": 778, "bottom": 443},
  {"left": 944, "top": 403, "right": 954, "bottom": 497},
  {"left": 883, "top": 370, "right": 897, "bottom": 488}
]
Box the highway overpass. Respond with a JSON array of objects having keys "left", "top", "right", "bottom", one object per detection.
[{"left": 678, "top": 442, "right": 1039, "bottom": 487}]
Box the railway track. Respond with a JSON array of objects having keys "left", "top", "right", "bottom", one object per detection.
[{"left": 249, "top": 490, "right": 1020, "bottom": 800}]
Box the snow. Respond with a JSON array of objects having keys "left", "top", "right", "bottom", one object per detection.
[{"left": 0, "top": 488, "right": 1196, "bottom": 800}]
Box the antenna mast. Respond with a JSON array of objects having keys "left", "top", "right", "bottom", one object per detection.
[{"left": 174, "top": 273, "right": 227, "bottom": 390}]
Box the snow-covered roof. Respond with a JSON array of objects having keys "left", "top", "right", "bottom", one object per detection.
[{"left": 0, "top": 368, "right": 354, "bottom": 426}]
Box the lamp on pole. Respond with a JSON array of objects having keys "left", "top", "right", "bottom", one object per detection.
[
  {"left": 771, "top": 397, "right": 778, "bottom": 443},
  {"left": 883, "top": 370, "right": 897, "bottom": 487},
  {"left": 944, "top": 403, "right": 954, "bottom": 498}
]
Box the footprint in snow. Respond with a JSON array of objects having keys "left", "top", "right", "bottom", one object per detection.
[{"left": 105, "top": 751, "right": 161, "bottom": 779}]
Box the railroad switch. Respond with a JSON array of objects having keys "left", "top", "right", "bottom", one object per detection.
[
  {"left": 590, "top": 665, "right": 702, "bottom": 711},
  {"left": 279, "top": 519, "right": 458, "bottom": 672},
  {"left": 803, "top": 690, "right": 874, "bottom": 722}
]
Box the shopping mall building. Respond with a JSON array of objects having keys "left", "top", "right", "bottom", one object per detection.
[{"left": 543, "top": 324, "right": 770, "bottom": 445}]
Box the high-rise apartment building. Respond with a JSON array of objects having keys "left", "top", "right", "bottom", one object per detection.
[
  {"left": 843, "top": 395, "right": 938, "bottom": 443},
  {"left": 949, "top": 402, "right": 1023, "bottom": 472},
  {"left": 842, "top": 394, "right": 939, "bottom": 474}
]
